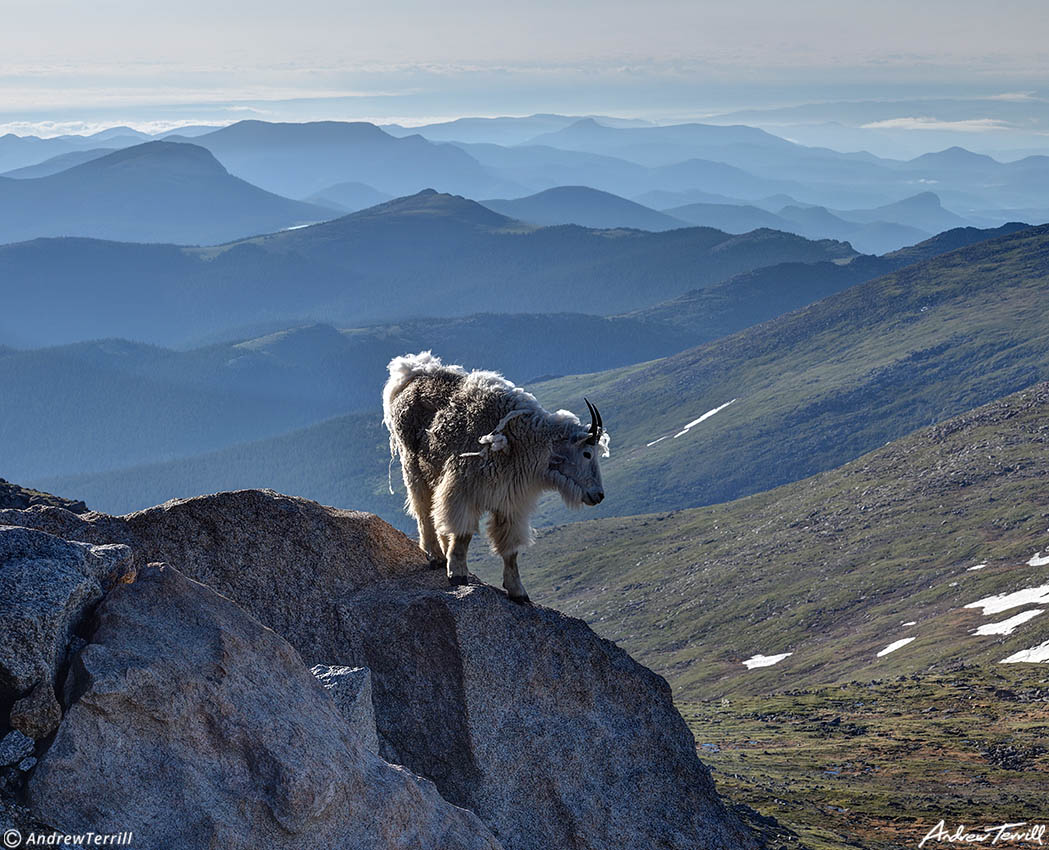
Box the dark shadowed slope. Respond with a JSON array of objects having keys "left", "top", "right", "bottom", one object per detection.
[
  {"left": 0, "top": 190, "right": 855, "bottom": 346},
  {"left": 481, "top": 186, "right": 688, "bottom": 231},
  {"left": 0, "top": 141, "right": 333, "bottom": 245}
]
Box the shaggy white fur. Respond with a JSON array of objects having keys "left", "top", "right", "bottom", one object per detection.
[{"left": 382, "top": 351, "right": 609, "bottom": 602}]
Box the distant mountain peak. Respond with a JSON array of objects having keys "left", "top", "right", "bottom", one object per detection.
[
  {"left": 888, "top": 191, "right": 943, "bottom": 210},
  {"left": 347, "top": 189, "right": 515, "bottom": 228},
  {"left": 911, "top": 146, "right": 998, "bottom": 166},
  {"left": 67, "top": 141, "right": 229, "bottom": 178}
]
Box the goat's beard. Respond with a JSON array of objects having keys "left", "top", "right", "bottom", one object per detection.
[{"left": 544, "top": 468, "right": 585, "bottom": 509}]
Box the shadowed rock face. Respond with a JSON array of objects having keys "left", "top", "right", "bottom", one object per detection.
[
  {"left": 341, "top": 575, "right": 750, "bottom": 850},
  {"left": 0, "top": 525, "right": 133, "bottom": 737},
  {"left": 3, "top": 489, "right": 757, "bottom": 850},
  {"left": 28, "top": 563, "right": 501, "bottom": 850}
]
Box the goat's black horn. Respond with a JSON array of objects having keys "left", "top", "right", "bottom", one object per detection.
[{"left": 584, "top": 397, "right": 601, "bottom": 443}]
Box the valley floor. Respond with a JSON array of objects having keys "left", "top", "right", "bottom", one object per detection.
[{"left": 680, "top": 665, "right": 1049, "bottom": 850}]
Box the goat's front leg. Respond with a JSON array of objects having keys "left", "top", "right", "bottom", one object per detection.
[
  {"left": 447, "top": 533, "right": 471, "bottom": 587},
  {"left": 502, "top": 552, "right": 530, "bottom": 605}
]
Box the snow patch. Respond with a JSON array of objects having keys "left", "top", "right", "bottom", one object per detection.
[
  {"left": 742, "top": 652, "right": 792, "bottom": 669},
  {"left": 965, "top": 583, "right": 1049, "bottom": 616},
  {"left": 902, "top": 621, "right": 917, "bottom": 626},
  {"left": 1001, "top": 640, "right": 1049, "bottom": 664},
  {"left": 967, "top": 564, "right": 986, "bottom": 571},
  {"left": 1028, "top": 552, "right": 1049, "bottom": 567},
  {"left": 972, "top": 609, "right": 1044, "bottom": 636},
  {"left": 646, "top": 435, "right": 669, "bottom": 447},
  {"left": 672, "top": 399, "right": 737, "bottom": 439},
  {"left": 876, "top": 637, "right": 915, "bottom": 657}
]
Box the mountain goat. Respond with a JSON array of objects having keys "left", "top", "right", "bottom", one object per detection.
[{"left": 382, "top": 351, "right": 609, "bottom": 603}]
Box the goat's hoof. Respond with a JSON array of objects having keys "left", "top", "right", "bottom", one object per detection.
[
  {"left": 428, "top": 557, "right": 446, "bottom": 571},
  {"left": 508, "top": 593, "right": 532, "bottom": 606},
  {"left": 448, "top": 575, "right": 469, "bottom": 587}
]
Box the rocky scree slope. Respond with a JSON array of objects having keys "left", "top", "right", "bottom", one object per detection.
[{"left": 0, "top": 489, "right": 758, "bottom": 849}]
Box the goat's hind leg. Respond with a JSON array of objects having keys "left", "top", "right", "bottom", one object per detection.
[{"left": 405, "top": 471, "right": 444, "bottom": 569}]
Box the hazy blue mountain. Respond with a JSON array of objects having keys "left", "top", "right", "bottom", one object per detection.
[
  {"left": 0, "top": 338, "right": 340, "bottom": 482},
  {"left": 0, "top": 141, "right": 334, "bottom": 245},
  {"left": 0, "top": 190, "right": 856, "bottom": 346},
  {"left": 454, "top": 142, "right": 654, "bottom": 196},
  {"left": 525, "top": 118, "right": 903, "bottom": 203},
  {"left": 0, "top": 131, "right": 142, "bottom": 173},
  {"left": 663, "top": 202, "right": 786, "bottom": 233},
  {"left": 481, "top": 186, "right": 687, "bottom": 230},
  {"left": 2, "top": 313, "right": 695, "bottom": 483},
  {"left": 625, "top": 223, "right": 1028, "bottom": 339},
  {"left": 304, "top": 181, "right": 393, "bottom": 213},
  {"left": 830, "top": 192, "right": 971, "bottom": 234},
  {"left": 891, "top": 148, "right": 1049, "bottom": 209},
  {"left": 78, "top": 126, "right": 152, "bottom": 142},
  {"left": 1, "top": 149, "right": 111, "bottom": 178},
  {"left": 34, "top": 410, "right": 398, "bottom": 520},
  {"left": 633, "top": 188, "right": 749, "bottom": 208},
  {"left": 34, "top": 222, "right": 1028, "bottom": 515},
  {"left": 155, "top": 124, "right": 225, "bottom": 138},
  {"left": 382, "top": 114, "right": 652, "bottom": 145},
  {"left": 667, "top": 200, "right": 930, "bottom": 254},
  {"left": 524, "top": 120, "right": 1049, "bottom": 211},
  {"left": 167, "top": 119, "right": 522, "bottom": 199},
  {"left": 459, "top": 141, "right": 804, "bottom": 201},
  {"left": 646, "top": 158, "right": 811, "bottom": 202},
  {"left": 525, "top": 118, "right": 799, "bottom": 167},
  {"left": 774, "top": 205, "right": 930, "bottom": 254}
]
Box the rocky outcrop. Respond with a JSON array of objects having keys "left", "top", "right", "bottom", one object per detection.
[
  {"left": 0, "top": 479, "right": 87, "bottom": 514},
  {"left": 2, "top": 490, "right": 757, "bottom": 849},
  {"left": 342, "top": 573, "right": 750, "bottom": 850},
  {"left": 28, "top": 562, "right": 500, "bottom": 850},
  {"left": 312, "top": 665, "right": 381, "bottom": 754},
  {"left": 0, "top": 524, "right": 134, "bottom": 738}
]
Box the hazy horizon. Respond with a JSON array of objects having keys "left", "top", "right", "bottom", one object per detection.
[{"left": 3, "top": 0, "right": 1048, "bottom": 157}]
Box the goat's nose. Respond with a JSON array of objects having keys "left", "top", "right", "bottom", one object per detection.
[{"left": 594, "top": 491, "right": 604, "bottom": 504}]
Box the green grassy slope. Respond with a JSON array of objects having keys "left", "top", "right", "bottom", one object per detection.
[
  {"left": 682, "top": 667, "right": 1049, "bottom": 850},
  {"left": 530, "top": 223, "right": 1049, "bottom": 524},
  {"left": 469, "top": 381, "right": 1049, "bottom": 701}
]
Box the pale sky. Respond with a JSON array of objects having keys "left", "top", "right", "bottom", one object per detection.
[{"left": 1, "top": 0, "right": 1047, "bottom": 134}]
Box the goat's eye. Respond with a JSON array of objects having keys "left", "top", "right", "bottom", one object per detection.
[{"left": 583, "top": 451, "right": 592, "bottom": 459}]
